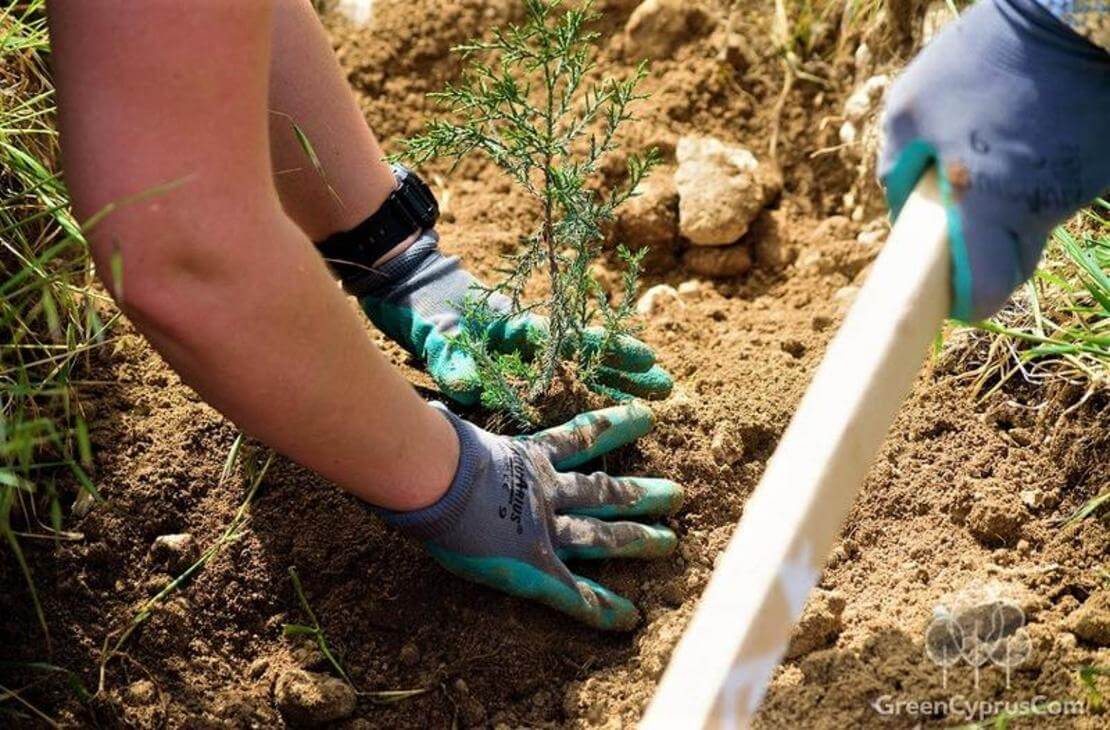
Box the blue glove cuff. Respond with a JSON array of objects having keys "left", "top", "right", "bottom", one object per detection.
[{"left": 375, "top": 403, "right": 483, "bottom": 540}]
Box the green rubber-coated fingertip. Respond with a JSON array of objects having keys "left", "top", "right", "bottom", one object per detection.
[
  {"left": 424, "top": 547, "right": 637, "bottom": 631},
  {"left": 551, "top": 402, "right": 654, "bottom": 470},
  {"left": 581, "top": 328, "right": 657, "bottom": 371},
  {"left": 574, "top": 575, "right": 640, "bottom": 631},
  {"left": 569, "top": 478, "right": 684, "bottom": 520},
  {"left": 557, "top": 524, "right": 678, "bottom": 562},
  {"left": 595, "top": 364, "right": 674, "bottom": 400}
]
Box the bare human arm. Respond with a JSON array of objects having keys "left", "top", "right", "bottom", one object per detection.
[{"left": 47, "top": 0, "right": 457, "bottom": 510}]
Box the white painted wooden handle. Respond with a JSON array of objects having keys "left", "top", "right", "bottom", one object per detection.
[{"left": 641, "top": 171, "right": 950, "bottom": 730}]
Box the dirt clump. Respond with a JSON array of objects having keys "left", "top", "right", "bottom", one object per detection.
[
  {"left": 1067, "top": 591, "right": 1110, "bottom": 647},
  {"left": 623, "top": 0, "right": 714, "bottom": 59},
  {"left": 274, "top": 669, "right": 358, "bottom": 726},
  {"left": 675, "top": 135, "right": 782, "bottom": 246},
  {"left": 786, "top": 588, "right": 846, "bottom": 659}
]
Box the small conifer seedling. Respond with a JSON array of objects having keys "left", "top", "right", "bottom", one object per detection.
[{"left": 401, "top": 0, "right": 660, "bottom": 424}]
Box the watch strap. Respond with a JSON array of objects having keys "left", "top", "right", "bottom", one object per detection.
[{"left": 317, "top": 167, "right": 439, "bottom": 293}]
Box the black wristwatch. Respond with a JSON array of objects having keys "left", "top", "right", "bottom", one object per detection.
[{"left": 318, "top": 164, "right": 439, "bottom": 289}]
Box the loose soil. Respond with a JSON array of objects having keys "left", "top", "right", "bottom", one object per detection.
[{"left": 2, "top": 1, "right": 1108, "bottom": 728}]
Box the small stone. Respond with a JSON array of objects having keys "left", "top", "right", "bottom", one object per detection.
[
  {"left": 856, "top": 229, "right": 884, "bottom": 246},
  {"left": 1067, "top": 592, "right": 1110, "bottom": 646},
  {"left": 675, "top": 136, "right": 781, "bottom": 246},
  {"left": 833, "top": 286, "right": 859, "bottom": 311},
  {"left": 625, "top": 0, "right": 713, "bottom": 58},
  {"left": 399, "top": 642, "right": 420, "bottom": 667},
  {"left": 677, "top": 280, "right": 701, "bottom": 295},
  {"left": 1020, "top": 489, "right": 1047, "bottom": 510},
  {"left": 683, "top": 244, "right": 752, "bottom": 278},
  {"left": 854, "top": 42, "right": 872, "bottom": 76},
  {"left": 151, "top": 533, "right": 197, "bottom": 574},
  {"left": 636, "top": 284, "right": 683, "bottom": 315},
  {"left": 335, "top": 0, "right": 374, "bottom": 26},
  {"left": 274, "top": 670, "right": 357, "bottom": 726},
  {"left": 843, "top": 74, "right": 890, "bottom": 123},
  {"left": 453, "top": 678, "right": 469, "bottom": 696}
]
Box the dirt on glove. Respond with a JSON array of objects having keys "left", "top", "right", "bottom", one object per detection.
[{"left": 2, "top": 1, "right": 1107, "bottom": 728}]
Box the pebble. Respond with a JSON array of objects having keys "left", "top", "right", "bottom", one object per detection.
[
  {"left": 636, "top": 284, "right": 682, "bottom": 315},
  {"left": 677, "top": 279, "right": 701, "bottom": 295},
  {"left": 710, "top": 422, "right": 744, "bottom": 466},
  {"left": 833, "top": 285, "right": 860, "bottom": 311},
  {"left": 151, "top": 533, "right": 197, "bottom": 574}
]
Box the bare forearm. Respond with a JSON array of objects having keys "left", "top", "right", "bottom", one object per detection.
[
  {"left": 48, "top": 0, "right": 455, "bottom": 511},
  {"left": 129, "top": 214, "right": 457, "bottom": 510}
]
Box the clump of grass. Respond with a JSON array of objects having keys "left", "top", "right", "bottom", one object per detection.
[
  {"left": 400, "top": 0, "right": 658, "bottom": 425},
  {"left": 1, "top": 0, "right": 113, "bottom": 645},
  {"left": 949, "top": 202, "right": 1109, "bottom": 399}
]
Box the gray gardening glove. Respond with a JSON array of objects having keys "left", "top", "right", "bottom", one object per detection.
[
  {"left": 379, "top": 401, "right": 683, "bottom": 630},
  {"left": 358, "top": 231, "right": 673, "bottom": 405}
]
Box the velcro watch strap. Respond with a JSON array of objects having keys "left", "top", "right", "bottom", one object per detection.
[{"left": 318, "top": 165, "right": 439, "bottom": 296}]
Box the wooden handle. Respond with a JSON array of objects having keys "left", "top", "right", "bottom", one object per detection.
[{"left": 641, "top": 171, "right": 950, "bottom": 729}]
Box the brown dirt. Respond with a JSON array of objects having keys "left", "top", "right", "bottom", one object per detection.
[{"left": 2, "top": 1, "right": 1108, "bottom": 728}]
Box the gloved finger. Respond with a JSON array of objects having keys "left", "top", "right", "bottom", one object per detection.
[
  {"left": 426, "top": 343, "right": 483, "bottom": 405},
  {"left": 593, "top": 364, "right": 673, "bottom": 400},
  {"left": 554, "top": 514, "right": 677, "bottom": 561},
  {"left": 482, "top": 313, "right": 547, "bottom": 359},
  {"left": 580, "top": 327, "right": 656, "bottom": 372},
  {"left": 426, "top": 544, "right": 639, "bottom": 631},
  {"left": 525, "top": 402, "right": 653, "bottom": 471},
  {"left": 552, "top": 471, "right": 683, "bottom": 519}
]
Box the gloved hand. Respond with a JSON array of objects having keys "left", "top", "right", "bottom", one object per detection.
[
  {"left": 357, "top": 230, "right": 673, "bottom": 405},
  {"left": 379, "top": 401, "right": 682, "bottom": 630},
  {"left": 879, "top": 0, "right": 1110, "bottom": 321}
]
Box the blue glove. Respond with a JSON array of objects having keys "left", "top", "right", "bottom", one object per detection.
[
  {"left": 358, "top": 231, "right": 673, "bottom": 404},
  {"left": 379, "top": 402, "right": 683, "bottom": 630},
  {"left": 879, "top": 0, "right": 1110, "bottom": 321}
]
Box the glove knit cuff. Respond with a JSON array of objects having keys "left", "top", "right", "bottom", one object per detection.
[{"left": 376, "top": 403, "right": 482, "bottom": 541}]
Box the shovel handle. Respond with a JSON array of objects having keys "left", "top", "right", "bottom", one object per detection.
[{"left": 641, "top": 171, "right": 950, "bottom": 729}]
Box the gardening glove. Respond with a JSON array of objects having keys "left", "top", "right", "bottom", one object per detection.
[
  {"left": 878, "top": 0, "right": 1110, "bottom": 321},
  {"left": 357, "top": 230, "right": 673, "bottom": 405},
  {"left": 378, "top": 401, "right": 683, "bottom": 630}
]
